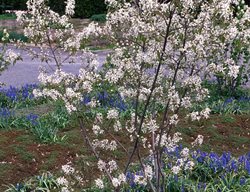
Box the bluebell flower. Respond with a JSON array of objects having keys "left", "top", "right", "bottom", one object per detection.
[
  {"left": 245, "top": 160, "right": 250, "bottom": 174},
  {"left": 0, "top": 108, "right": 14, "bottom": 118},
  {"left": 181, "top": 184, "right": 185, "bottom": 192},
  {"left": 26, "top": 113, "right": 39, "bottom": 125},
  {"left": 240, "top": 177, "right": 246, "bottom": 185},
  {"left": 238, "top": 155, "right": 246, "bottom": 164},
  {"left": 223, "top": 97, "right": 234, "bottom": 107},
  {"left": 230, "top": 160, "right": 238, "bottom": 172},
  {"left": 174, "top": 175, "right": 178, "bottom": 182},
  {"left": 5, "top": 86, "right": 18, "bottom": 101},
  {"left": 126, "top": 171, "right": 136, "bottom": 188},
  {"left": 0, "top": 84, "right": 38, "bottom": 102},
  {"left": 246, "top": 152, "right": 250, "bottom": 160},
  {"left": 82, "top": 95, "right": 91, "bottom": 104},
  {"left": 198, "top": 182, "right": 202, "bottom": 190},
  {"left": 238, "top": 96, "right": 250, "bottom": 102},
  {"left": 22, "top": 89, "right": 30, "bottom": 99},
  {"left": 209, "top": 152, "right": 219, "bottom": 160},
  {"left": 198, "top": 182, "right": 206, "bottom": 190}
]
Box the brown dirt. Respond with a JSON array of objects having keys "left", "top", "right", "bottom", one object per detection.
[
  {"left": 0, "top": 114, "right": 249, "bottom": 190},
  {"left": 0, "top": 130, "right": 79, "bottom": 190},
  {"left": 177, "top": 114, "right": 250, "bottom": 155}
]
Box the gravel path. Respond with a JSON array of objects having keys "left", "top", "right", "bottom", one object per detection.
[{"left": 0, "top": 47, "right": 109, "bottom": 88}]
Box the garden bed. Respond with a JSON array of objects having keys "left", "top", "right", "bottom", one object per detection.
[{"left": 0, "top": 84, "right": 249, "bottom": 191}]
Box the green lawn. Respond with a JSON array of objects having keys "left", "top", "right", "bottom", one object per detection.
[{"left": 0, "top": 14, "right": 16, "bottom": 20}]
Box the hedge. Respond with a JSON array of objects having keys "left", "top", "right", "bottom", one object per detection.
[
  {"left": 0, "top": 0, "right": 107, "bottom": 18},
  {"left": 74, "top": 0, "right": 107, "bottom": 18}
]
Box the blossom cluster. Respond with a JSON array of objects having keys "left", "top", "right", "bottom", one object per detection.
[{"left": 0, "top": 29, "right": 21, "bottom": 80}]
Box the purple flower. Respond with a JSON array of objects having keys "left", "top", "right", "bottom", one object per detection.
[
  {"left": 26, "top": 113, "right": 39, "bottom": 125},
  {"left": 245, "top": 160, "right": 250, "bottom": 174},
  {"left": 240, "top": 177, "right": 246, "bottom": 185}
]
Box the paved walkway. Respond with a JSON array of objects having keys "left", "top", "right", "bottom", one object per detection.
[
  {"left": 0, "top": 46, "right": 249, "bottom": 89},
  {"left": 0, "top": 47, "right": 109, "bottom": 88}
]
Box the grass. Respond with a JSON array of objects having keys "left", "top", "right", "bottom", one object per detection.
[
  {"left": 0, "top": 14, "right": 16, "bottom": 20},
  {"left": 15, "top": 134, "right": 35, "bottom": 145},
  {"left": 228, "top": 135, "right": 250, "bottom": 147},
  {"left": 0, "top": 163, "right": 15, "bottom": 187},
  {"left": 176, "top": 114, "right": 250, "bottom": 155},
  {"left": 221, "top": 115, "right": 236, "bottom": 123},
  {"left": 0, "top": 164, "right": 12, "bottom": 181},
  {"left": 15, "top": 103, "right": 54, "bottom": 117},
  {"left": 0, "top": 30, "right": 28, "bottom": 42},
  {"left": 41, "top": 151, "right": 59, "bottom": 171},
  {"left": 90, "top": 14, "right": 106, "bottom": 22},
  {"left": 0, "top": 149, "right": 5, "bottom": 160},
  {"left": 0, "top": 135, "right": 8, "bottom": 143},
  {"left": 13, "top": 145, "right": 36, "bottom": 163}
]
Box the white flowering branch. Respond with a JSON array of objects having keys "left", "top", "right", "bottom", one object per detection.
[{"left": 26, "top": 0, "right": 250, "bottom": 191}]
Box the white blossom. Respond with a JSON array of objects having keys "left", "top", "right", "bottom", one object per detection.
[
  {"left": 95, "top": 178, "right": 104, "bottom": 189},
  {"left": 192, "top": 135, "right": 204, "bottom": 147},
  {"left": 5, "top": 50, "right": 19, "bottom": 63},
  {"left": 171, "top": 166, "right": 181, "bottom": 175},
  {"left": 92, "top": 125, "right": 104, "bottom": 135},
  {"left": 56, "top": 177, "right": 69, "bottom": 186},
  {"left": 65, "top": 0, "right": 75, "bottom": 16},
  {"left": 61, "top": 164, "right": 75, "bottom": 175},
  {"left": 112, "top": 177, "right": 120, "bottom": 188},
  {"left": 180, "top": 147, "right": 190, "bottom": 158},
  {"left": 228, "top": 65, "right": 240, "bottom": 79},
  {"left": 169, "top": 114, "right": 179, "bottom": 126}
]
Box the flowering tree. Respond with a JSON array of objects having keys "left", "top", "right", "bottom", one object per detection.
[
  {"left": 0, "top": 29, "right": 21, "bottom": 86},
  {"left": 17, "top": 0, "right": 250, "bottom": 191},
  {"left": 16, "top": 0, "right": 100, "bottom": 71}
]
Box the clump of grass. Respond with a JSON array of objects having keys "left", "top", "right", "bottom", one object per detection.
[{"left": 90, "top": 14, "right": 106, "bottom": 22}]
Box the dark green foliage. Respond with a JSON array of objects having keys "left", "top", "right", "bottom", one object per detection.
[
  {"left": 0, "top": 0, "right": 107, "bottom": 18},
  {"left": 48, "top": 0, "right": 107, "bottom": 18},
  {"left": 74, "top": 0, "right": 107, "bottom": 18},
  {"left": 0, "top": 0, "right": 27, "bottom": 13},
  {"left": 47, "top": 0, "right": 66, "bottom": 16},
  {"left": 0, "top": 30, "right": 28, "bottom": 42}
]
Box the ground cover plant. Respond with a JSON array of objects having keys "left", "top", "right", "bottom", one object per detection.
[{"left": 0, "top": 0, "right": 250, "bottom": 191}]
